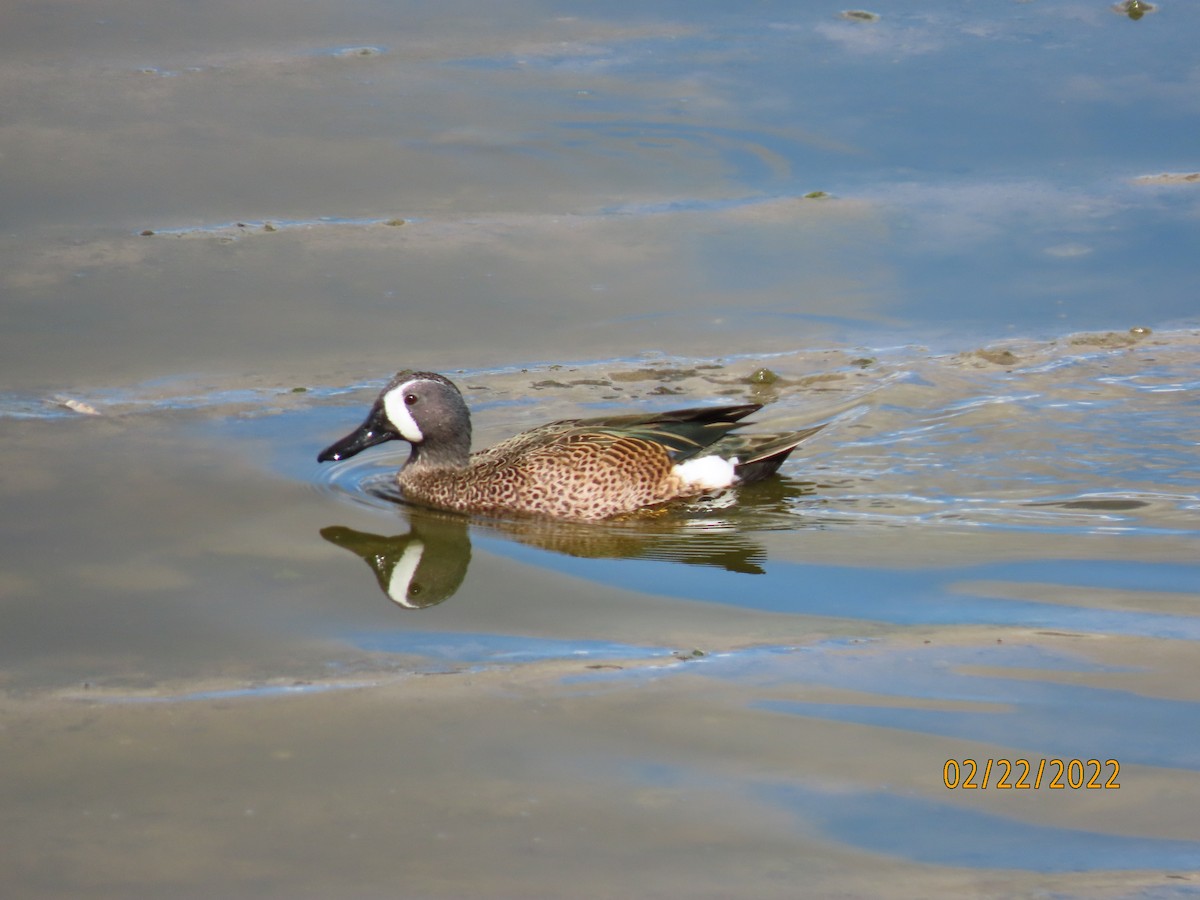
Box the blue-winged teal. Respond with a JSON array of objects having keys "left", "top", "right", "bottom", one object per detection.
[{"left": 317, "top": 371, "right": 825, "bottom": 520}]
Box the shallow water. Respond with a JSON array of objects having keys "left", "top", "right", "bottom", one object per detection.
[{"left": 3, "top": 2, "right": 1199, "bottom": 897}]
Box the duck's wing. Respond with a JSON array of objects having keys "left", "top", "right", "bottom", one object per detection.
[
  {"left": 474, "top": 403, "right": 820, "bottom": 472},
  {"left": 546, "top": 404, "right": 764, "bottom": 462},
  {"left": 716, "top": 423, "right": 828, "bottom": 483}
]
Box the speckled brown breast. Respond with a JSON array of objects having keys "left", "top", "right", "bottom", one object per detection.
[{"left": 397, "top": 428, "right": 693, "bottom": 520}]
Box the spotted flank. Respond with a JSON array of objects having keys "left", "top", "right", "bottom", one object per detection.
[{"left": 318, "top": 371, "right": 827, "bottom": 520}]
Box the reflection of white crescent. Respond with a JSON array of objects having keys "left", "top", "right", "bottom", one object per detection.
[{"left": 387, "top": 539, "right": 426, "bottom": 608}]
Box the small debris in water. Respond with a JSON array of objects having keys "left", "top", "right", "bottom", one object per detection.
[
  {"left": 385, "top": 218, "right": 407, "bottom": 227},
  {"left": 1069, "top": 331, "right": 1141, "bottom": 349},
  {"left": 1131, "top": 172, "right": 1199, "bottom": 185},
  {"left": 263, "top": 222, "right": 277, "bottom": 233},
  {"left": 53, "top": 397, "right": 101, "bottom": 416},
  {"left": 803, "top": 191, "right": 831, "bottom": 199},
  {"left": 140, "top": 229, "right": 154, "bottom": 236},
  {"left": 748, "top": 367, "right": 779, "bottom": 385},
  {"left": 1113, "top": 0, "right": 1154, "bottom": 19},
  {"left": 291, "top": 386, "right": 308, "bottom": 393},
  {"left": 850, "top": 357, "right": 875, "bottom": 368},
  {"left": 673, "top": 649, "right": 707, "bottom": 661},
  {"left": 840, "top": 10, "right": 880, "bottom": 22},
  {"left": 1129, "top": 325, "right": 1152, "bottom": 336},
  {"left": 796, "top": 372, "right": 847, "bottom": 389},
  {"left": 610, "top": 367, "right": 701, "bottom": 383},
  {"left": 972, "top": 348, "right": 1019, "bottom": 366},
  {"left": 1036, "top": 631, "right": 1088, "bottom": 638},
  {"left": 334, "top": 46, "right": 385, "bottom": 58}
]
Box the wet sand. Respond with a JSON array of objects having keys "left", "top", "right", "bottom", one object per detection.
[{"left": 5, "top": 635, "right": 1200, "bottom": 900}]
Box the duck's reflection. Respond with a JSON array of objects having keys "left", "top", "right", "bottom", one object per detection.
[
  {"left": 322, "top": 477, "right": 818, "bottom": 611},
  {"left": 320, "top": 513, "right": 470, "bottom": 610}
]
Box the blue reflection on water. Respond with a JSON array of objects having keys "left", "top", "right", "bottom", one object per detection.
[
  {"left": 745, "top": 642, "right": 1200, "bottom": 771},
  {"left": 569, "top": 642, "right": 1200, "bottom": 771},
  {"left": 485, "top": 538, "right": 1200, "bottom": 640},
  {"left": 760, "top": 783, "right": 1200, "bottom": 872},
  {"left": 348, "top": 630, "right": 672, "bottom": 665},
  {"left": 448, "top": 2, "right": 1200, "bottom": 334},
  {"left": 761, "top": 692, "right": 1200, "bottom": 772}
]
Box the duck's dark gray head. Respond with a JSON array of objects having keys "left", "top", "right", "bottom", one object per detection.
[{"left": 317, "top": 371, "right": 471, "bottom": 465}]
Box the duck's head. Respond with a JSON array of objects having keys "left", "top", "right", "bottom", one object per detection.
[{"left": 317, "top": 371, "right": 471, "bottom": 465}]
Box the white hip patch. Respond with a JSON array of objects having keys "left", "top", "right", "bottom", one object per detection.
[{"left": 673, "top": 455, "right": 738, "bottom": 491}]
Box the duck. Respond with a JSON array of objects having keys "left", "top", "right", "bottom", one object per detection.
[{"left": 317, "top": 371, "right": 826, "bottom": 520}]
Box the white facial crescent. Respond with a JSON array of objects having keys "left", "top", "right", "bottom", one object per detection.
[{"left": 382, "top": 383, "right": 424, "bottom": 443}]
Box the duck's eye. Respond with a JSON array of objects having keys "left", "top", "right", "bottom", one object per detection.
[{"left": 404, "top": 393, "right": 418, "bottom": 406}]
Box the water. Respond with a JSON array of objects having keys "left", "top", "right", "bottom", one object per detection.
[{"left": 2, "top": 2, "right": 1199, "bottom": 897}]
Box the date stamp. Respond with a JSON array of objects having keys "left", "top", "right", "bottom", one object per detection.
[{"left": 943, "top": 758, "right": 1120, "bottom": 790}]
